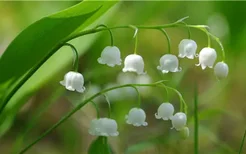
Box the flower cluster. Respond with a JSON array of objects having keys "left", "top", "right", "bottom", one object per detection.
[
  {"left": 58, "top": 22, "right": 229, "bottom": 143},
  {"left": 97, "top": 39, "right": 228, "bottom": 80}
]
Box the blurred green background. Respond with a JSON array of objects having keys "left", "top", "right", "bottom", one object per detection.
[{"left": 0, "top": 1, "right": 246, "bottom": 154}]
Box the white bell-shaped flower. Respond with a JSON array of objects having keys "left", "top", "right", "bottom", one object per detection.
[
  {"left": 157, "top": 54, "right": 181, "bottom": 73},
  {"left": 88, "top": 119, "right": 101, "bottom": 136},
  {"left": 180, "top": 126, "right": 189, "bottom": 139},
  {"left": 97, "top": 46, "right": 122, "bottom": 67},
  {"left": 60, "top": 71, "right": 85, "bottom": 93},
  {"left": 88, "top": 118, "right": 119, "bottom": 137},
  {"left": 155, "top": 103, "right": 174, "bottom": 120},
  {"left": 214, "top": 62, "right": 229, "bottom": 79},
  {"left": 196, "top": 47, "right": 217, "bottom": 69},
  {"left": 171, "top": 112, "right": 187, "bottom": 131},
  {"left": 122, "top": 54, "right": 145, "bottom": 74},
  {"left": 178, "top": 39, "right": 197, "bottom": 59},
  {"left": 125, "top": 108, "right": 148, "bottom": 127}
]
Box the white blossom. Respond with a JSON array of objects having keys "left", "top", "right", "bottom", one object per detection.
[
  {"left": 88, "top": 118, "right": 119, "bottom": 137},
  {"left": 122, "top": 54, "right": 145, "bottom": 74},
  {"left": 157, "top": 54, "right": 181, "bottom": 73},
  {"left": 214, "top": 62, "right": 229, "bottom": 79},
  {"left": 97, "top": 46, "right": 122, "bottom": 67},
  {"left": 196, "top": 47, "right": 217, "bottom": 69},
  {"left": 60, "top": 71, "right": 85, "bottom": 93},
  {"left": 178, "top": 39, "right": 197, "bottom": 59},
  {"left": 125, "top": 108, "right": 148, "bottom": 127},
  {"left": 171, "top": 112, "right": 187, "bottom": 131},
  {"left": 155, "top": 103, "right": 174, "bottom": 120}
]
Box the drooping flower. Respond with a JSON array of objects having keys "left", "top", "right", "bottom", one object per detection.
[
  {"left": 178, "top": 39, "right": 197, "bottom": 59},
  {"left": 60, "top": 71, "right": 85, "bottom": 93},
  {"left": 214, "top": 62, "right": 229, "bottom": 79},
  {"left": 179, "top": 126, "right": 189, "bottom": 139},
  {"left": 196, "top": 47, "right": 217, "bottom": 69},
  {"left": 125, "top": 108, "right": 148, "bottom": 127},
  {"left": 171, "top": 112, "right": 187, "bottom": 131},
  {"left": 155, "top": 103, "right": 174, "bottom": 120},
  {"left": 97, "top": 46, "right": 122, "bottom": 67},
  {"left": 157, "top": 54, "right": 181, "bottom": 73},
  {"left": 122, "top": 54, "right": 145, "bottom": 74},
  {"left": 88, "top": 118, "right": 119, "bottom": 137}
]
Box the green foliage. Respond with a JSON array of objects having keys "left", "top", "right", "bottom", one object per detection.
[
  {"left": 0, "top": 1, "right": 117, "bottom": 136},
  {"left": 88, "top": 136, "right": 111, "bottom": 154}
]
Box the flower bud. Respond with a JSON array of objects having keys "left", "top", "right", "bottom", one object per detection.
[
  {"left": 196, "top": 47, "right": 217, "bottom": 69},
  {"left": 122, "top": 54, "right": 145, "bottom": 74},
  {"left": 214, "top": 62, "right": 229, "bottom": 79},
  {"left": 171, "top": 112, "right": 187, "bottom": 131},
  {"left": 60, "top": 71, "right": 85, "bottom": 93},
  {"left": 155, "top": 103, "right": 174, "bottom": 120},
  {"left": 98, "top": 46, "right": 122, "bottom": 67},
  {"left": 125, "top": 108, "right": 148, "bottom": 127},
  {"left": 178, "top": 39, "right": 197, "bottom": 59},
  {"left": 179, "top": 126, "right": 189, "bottom": 139},
  {"left": 157, "top": 54, "right": 181, "bottom": 73}
]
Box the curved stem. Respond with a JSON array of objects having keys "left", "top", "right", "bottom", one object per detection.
[
  {"left": 103, "top": 94, "right": 111, "bottom": 118},
  {"left": 239, "top": 129, "right": 246, "bottom": 154},
  {"left": 96, "top": 24, "right": 114, "bottom": 46},
  {"left": 158, "top": 28, "right": 171, "bottom": 54},
  {"left": 63, "top": 43, "right": 79, "bottom": 72},
  {"left": 181, "top": 21, "right": 191, "bottom": 39},
  {"left": 134, "top": 34, "right": 138, "bottom": 54},
  {"left": 161, "top": 83, "right": 187, "bottom": 114},
  {"left": 90, "top": 101, "right": 100, "bottom": 119},
  {"left": 130, "top": 86, "right": 141, "bottom": 107},
  {"left": 18, "top": 81, "right": 167, "bottom": 154}
]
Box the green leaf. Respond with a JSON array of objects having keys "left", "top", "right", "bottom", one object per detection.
[
  {"left": 0, "top": 1, "right": 117, "bottom": 113},
  {"left": 88, "top": 136, "right": 111, "bottom": 154}
]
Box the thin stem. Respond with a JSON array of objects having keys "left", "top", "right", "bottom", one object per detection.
[
  {"left": 19, "top": 81, "right": 166, "bottom": 154},
  {"left": 103, "top": 94, "right": 111, "bottom": 118},
  {"left": 134, "top": 34, "right": 138, "bottom": 54},
  {"left": 63, "top": 43, "right": 79, "bottom": 72},
  {"left": 130, "top": 86, "right": 141, "bottom": 107},
  {"left": 186, "top": 25, "right": 226, "bottom": 61},
  {"left": 194, "top": 83, "right": 199, "bottom": 154},
  {"left": 239, "top": 129, "right": 246, "bottom": 154},
  {"left": 181, "top": 21, "right": 191, "bottom": 39},
  {"left": 207, "top": 32, "right": 226, "bottom": 61},
  {"left": 158, "top": 28, "right": 171, "bottom": 54},
  {"left": 90, "top": 101, "right": 100, "bottom": 119},
  {"left": 96, "top": 24, "right": 114, "bottom": 46},
  {"left": 161, "top": 83, "right": 187, "bottom": 114}
]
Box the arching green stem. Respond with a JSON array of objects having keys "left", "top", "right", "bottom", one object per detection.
[
  {"left": 96, "top": 24, "right": 114, "bottom": 46},
  {"left": 63, "top": 43, "right": 79, "bottom": 72},
  {"left": 90, "top": 101, "right": 100, "bottom": 119},
  {"left": 103, "top": 94, "right": 111, "bottom": 118},
  {"left": 19, "top": 81, "right": 168, "bottom": 154},
  {"left": 158, "top": 28, "right": 171, "bottom": 54},
  {"left": 181, "top": 21, "right": 191, "bottom": 39},
  {"left": 160, "top": 83, "right": 187, "bottom": 114}
]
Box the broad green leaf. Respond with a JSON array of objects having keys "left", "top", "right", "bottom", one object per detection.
[
  {"left": 0, "top": 1, "right": 117, "bottom": 112},
  {"left": 0, "top": 1, "right": 118, "bottom": 136},
  {"left": 88, "top": 136, "right": 111, "bottom": 154}
]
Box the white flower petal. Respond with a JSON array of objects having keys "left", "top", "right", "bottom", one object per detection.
[
  {"left": 122, "top": 54, "right": 145, "bottom": 74},
  {"left": 155, "top": 103, "right": 174, "bottom": 121},
  {"left": 197, "top": 47, "right": 217, "bottom": 69},
  {"left": 98, "top": 46, "right": 122, "bottom": 67},
  {"left": 214, "top": 62, "right": 229, "bottom": 79},
  {"left": 157, "top": 54, "right": 180, "bottom": 74},
  {"left": 60, "top": 71, "right": 85, "bottom": 93},
  {"left": 125, "top": 108, "right": 148, "bottom": 127},
  {"left": 171, "top": 112, "right": 187, "bottom": 131}
]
